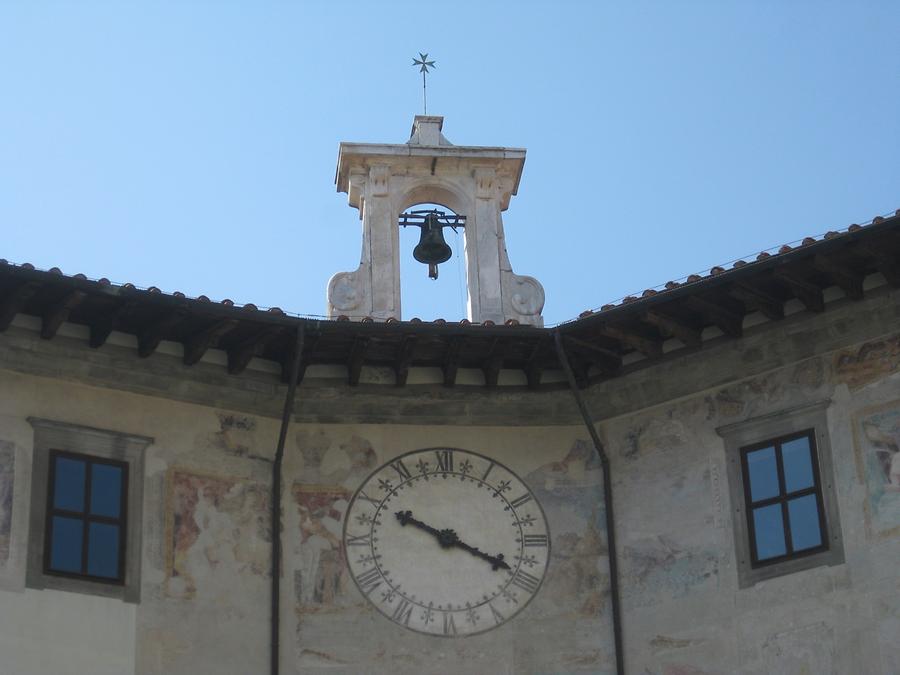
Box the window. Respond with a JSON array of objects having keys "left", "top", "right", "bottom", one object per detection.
[
  {"left": 27, "top": 419, "right": 151, "bottom": 602},
  {"left": 45, "top": 451, "right": 128, "bottom": 582},
  {"left": 741, "top": 431, "right": 826, "bottom": 566},
  {"left": 718, "top": 400, "right": 844, "bottom": 588}
]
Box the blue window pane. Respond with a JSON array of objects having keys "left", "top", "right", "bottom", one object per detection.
[
  {"left": 87, "top": 523, "right": 120, "bottom": 579},
  {"left": 49, "top": 516, "right": 83, "bottom": 573},
  {"left": 90, "top": 464, "right": 123, "bottom": 517},
  {"left": 746, "top": 446, "right": 779, "bottom": 502},
  {"left": 788, "top": 494, "right": 823, "bottom": 552},
  {"left": 53, "top": 457, "right": 85, "bottom": 511},
  {"left": 752, "top": 504, "right": 787, "bottom": 560},
  {"left": 782, "top": 436, "right": 815, "bottom": 493}
]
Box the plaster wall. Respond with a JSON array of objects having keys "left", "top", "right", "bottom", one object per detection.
[
  {"left": 0, "top": 369, "right": 605, "bottom": 674},
  {"left": 0, "top": 288, "right": 898, "bottom": 673},
  {"left": 590, "top": 292, "right": 900, "bottom": 674}
]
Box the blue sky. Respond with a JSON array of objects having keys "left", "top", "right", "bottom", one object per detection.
[{"left": 1, "top": 1, "right": 898, "bottom": 324}]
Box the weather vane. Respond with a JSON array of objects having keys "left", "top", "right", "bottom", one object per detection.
[{"left": 412, "top": 52, "right": 436, "bottom": 115}]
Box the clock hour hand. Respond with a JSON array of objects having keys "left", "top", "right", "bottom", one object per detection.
[
  {"left": 395, "top": 510, "right": 458, "bottom": 547},
  {"left": 395, "top": 510, "right": 510, "bottom": 571}
]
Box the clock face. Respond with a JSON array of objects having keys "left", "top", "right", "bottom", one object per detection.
[{"left": 343, "top": 447, "right": 550, "bottom": 637}]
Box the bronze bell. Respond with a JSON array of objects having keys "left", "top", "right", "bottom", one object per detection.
[{"left": 412, "top": 212, "right": 452, "bottom": 267}]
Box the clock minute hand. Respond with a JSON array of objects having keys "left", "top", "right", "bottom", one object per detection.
[
  {"left": 452, "top": 538, "right": 511, "bottom": 571},
  {"left": 395, "top": 510, "right": 510, "bottom": 571}
]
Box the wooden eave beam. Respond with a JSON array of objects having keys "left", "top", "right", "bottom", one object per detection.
[
  {"left": 596, "top": 324, "right": 663, "bottom": 358},
  {"left": 183, "top": 319, "right": 239, "bottom": 365},
  {"left": 282, "top": 333, "right": 317, "bottom": 384},
  {"left": 812, "top": 253, "right": 864, "bottom": 300},
  {"left": 138, "top": 309, "right": 188, "bottom": 358},
  {"left": 563, "top": 335, "right": 623, "bottom": 374},
  {"left": 525, "top": 338, "right": 547, "bottom": 389},
  {"left": 442, "top": 337, "right": 464, "bottom": 387},
  {"left": 855, "top": 241, "right": 900, "bottom": 287},
  {"left": 685, "top": 295, "right": 744, "bottom": 338},
  {"left": 773, "top": 267, "right": 825, "bottom": 313},
  {"left": 0, "top": 281, "right": 41, "bottom": 331},
  {"left": 89, "top": 300, "right": 136, "bottom": 348},
  {"left": 393, "top": 335, "right": 418, "bottom": 387},
  {"left": 566, "top": 350, "right": 591, "bottom": 389},
  {"left": 41, "top": 290, "right": 87, "bottom": 339},
  {"left": 227, "top": 327, "right": 282, "bottom": 374},
  {"left": 347, "top": 336, "right": 369, "bottom": 386},
  {"left": 728, "top": 282, "right": 784, "bottom": 321},
  {"left": 641, "top": 309, "right": 702, "bottom": 348},
  {"left": 482, "top": 338, "right": 504, "bottom": 388}
]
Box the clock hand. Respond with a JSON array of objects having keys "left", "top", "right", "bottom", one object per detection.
[
  {"left": 452, "top": 538, "right": 511, "bottom": 571},
  {"left": 395, "top": 510, "right": 458, "bottom": 547},
  {"left": 395, "top": 510, "right": 510, "bottom": 571}
]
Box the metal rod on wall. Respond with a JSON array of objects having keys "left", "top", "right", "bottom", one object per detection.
[{"left": 553, "top": 329, "right": 625, "bottom": 675}]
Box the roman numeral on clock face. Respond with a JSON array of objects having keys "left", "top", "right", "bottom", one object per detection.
[
  {"left": 357, "top": 491, "right": 380, "bottom": 507},
  {"left": 346, "top": 533, "right": 371, "bottom": 547},
  {"left": 434, "top": 449, "right": 453, "bottom": 472},
  {"left": 356, "top": 566, "right": 383, "bottom": 595},
  {"left": 488, "top": 603, "right": 505, "bottom": 625},
  {"left": 442, "top": 611, "right": 457, "bottom": 635},
  {"left": 523, "top": 534, "right": 548, "bottom": 547},
  {"left": 390, "top": 459, "right": 412, "bottom": 480},
  {"left": 391, "top": 598, "right": 414, "bottom": 626},
  {"left": 510, "top": 569, "right": 541, "bottom": 594},
  {"left": 481, "top": 461, "right": 495, "bottom": 481},
  {"left": 509, "top": 493, "right": 532, "bottom": 509}
]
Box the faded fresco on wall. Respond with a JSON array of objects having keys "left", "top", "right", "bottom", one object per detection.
[
  {"left": 707, "top": 356, "right": 827, "bottom": 422},
  {"left": 0, "top": 441, "right": 13, "bottom": 564},
  {"left": 854, "top": 400, "right": 900, "bottom": 539},
  {"left": 834, "top": 333, "right": 900, "bottom": 391},
  {"left": 202, "top": 412, "right": 259, "bottom": 459},
  {"left": 524, "top": 439, "right": 607, "bottom": 618},
  {"left": 621, "top": 534, "right": 718, "bottom": 608},
  {"left": 164, "top": 468, "right": 270, "bottom": 599},
  {"left": 291, "top": 483, "right": 354, "bottom": 612},
  {"left": 294, "top": 430, "right": 378, "bottom": 485}
]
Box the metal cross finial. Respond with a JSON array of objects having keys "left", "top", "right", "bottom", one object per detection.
[{"left": 412, "top": 52, "right": 436, "bottom": 114}]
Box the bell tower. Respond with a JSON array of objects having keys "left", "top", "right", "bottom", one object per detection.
[{"left": 328, "top": 116, "right": 545, "bottom": 327}]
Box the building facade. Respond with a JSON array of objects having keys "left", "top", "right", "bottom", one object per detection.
[{"left": 0, "top": 121, "right": 899, "bottom": 674}]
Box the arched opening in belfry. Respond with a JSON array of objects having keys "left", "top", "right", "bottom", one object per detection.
[{"left": 398, "top": 202, "right": 467, "bottom": 321}]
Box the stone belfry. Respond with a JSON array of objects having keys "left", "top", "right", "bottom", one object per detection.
[{"left": 327, "top": 116, "right": 545, "bottom": 326}]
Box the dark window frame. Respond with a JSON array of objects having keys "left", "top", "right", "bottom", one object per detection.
[
  {"left": 739, "top": 429, "right": 829, "bottom": 568},
  {"left": 44, "top": 449, "right": 129, "bottom": 584},
  {"left": 717, "top": 400, "right": 844, "bottom": 588}
]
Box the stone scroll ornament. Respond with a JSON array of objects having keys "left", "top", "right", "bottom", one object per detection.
[
  {"left": 506, "top": 275, "right": 546, "bottom": 319},
  {"left": 327, "top": 269, "right": 365, "bottom": 315}
]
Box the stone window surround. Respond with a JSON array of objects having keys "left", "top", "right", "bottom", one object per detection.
[
  {"left": 717, "top": 400, "right": 845, "bottom": 588},
  {"left": 26, "top": 418, "right": 152, "bottom": 603}
]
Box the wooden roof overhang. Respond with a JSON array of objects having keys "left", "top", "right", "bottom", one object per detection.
[{"left": 1, "top": 212, "right": 898, "bottom": 390}]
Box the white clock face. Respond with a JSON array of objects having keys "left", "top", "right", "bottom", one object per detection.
[{"left": 343, "top": 448, "right": 550, "bottom": 637}]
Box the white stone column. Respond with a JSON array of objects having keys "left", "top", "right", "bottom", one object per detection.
[
  {"left": 467, "top": 168, "right": 504, "bottom": 324},
  {"left": 363, "top": 165, "right": 400, "bottom": 320}
]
